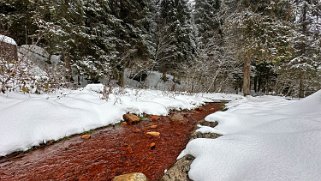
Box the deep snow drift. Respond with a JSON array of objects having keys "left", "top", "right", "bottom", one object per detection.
[
  {"left": 0, "top": 84, "right": 241, "bottom": 156},
  {"left": 180, "top": 90, "right": 321, "bottom": 181}
]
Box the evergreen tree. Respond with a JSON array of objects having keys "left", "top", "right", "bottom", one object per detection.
[
  {"left": 288, "top": 0, "right": 321, "bottom": 97},
  {"left": 224, "top": 0, "right": 294, "bottom": 95},
  {"left": 155, "top": 0, "right": 195, "bottom": 79},
  {"left": 33, "top": 0, "right": 89, "bottom": 84},
  {"left": 194, "top": 0, "right": 222, "bottom": 49},
  {"left": 109, "top": 0, "right": 155, "bottom": 86},
  {"left": 1, "top": 0, "right": 319, "bottom": 96},
  {"left": 32, "top": 0, "right": 155, "bottom": 86},
  {"left": 0, "top": 0, "right": 37, "bottom": 44},
  {"left": 191, "top": 0, "right": 236, "bottom": 92}
]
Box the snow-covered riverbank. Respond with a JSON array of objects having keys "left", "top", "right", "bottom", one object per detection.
[{"left": 181, "top": 90, "right": 321, "bottom": 181}]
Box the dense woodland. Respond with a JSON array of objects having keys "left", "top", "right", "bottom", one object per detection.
[{"left": 0, "top": 0, "right": 320, "bottom": 97}]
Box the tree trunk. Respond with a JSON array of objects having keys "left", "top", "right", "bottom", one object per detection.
[
  {"left": 243, "top": 58, "right": 251, "bottom": 96},
  {"left": 254, "top": 76, "right": 258, "bottom": 92},
  {"left": 115, "top": 65, "right": 125, "bottom": 87},
  {"left": 119, "top": 70, "right": 125, "bottom": 87},
  {"left": 299, "top": 72, "right": 304, "bottom": 98},
  {"left": 206, "top": 67, "right": 221, "bottom": 92},
  {"left": 63, "top": 52, "right": 73, "bottom": 83}
]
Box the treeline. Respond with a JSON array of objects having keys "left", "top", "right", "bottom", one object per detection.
[{"left": 0, "top": 0, "right": 320, "bottom": 97}]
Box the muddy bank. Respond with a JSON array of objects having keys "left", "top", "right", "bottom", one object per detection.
[{"left": 0, "top": 103, "right": 223, "bottom": 181}]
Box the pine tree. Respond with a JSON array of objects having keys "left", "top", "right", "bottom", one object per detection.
[
  {"left": 155, "top": 0, "right": 195, "bottom": 79},
  {"left": 192, "top": 0, "right": 234, "bottom": 92},
  {"left": 288, "top": 0, "right": 321, "bottom": 97},
  {"left": 224, "top": 0, "right": 294, "bottom": 95},
  {"left": 107, "top": 0, "right": 155, "bottom": 86},
  {"left": 32, "top": 0, "right": 89, "bottom": 84},
  {"left": 0, "top": 0, "right": 38, "bottom": 44},
  {"left": 194, "top": 0, "right": 221, "bottom": 49}
]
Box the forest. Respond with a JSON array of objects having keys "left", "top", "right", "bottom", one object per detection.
[{"left": 0, "top": 0, "right": 320, "bottom": 97}]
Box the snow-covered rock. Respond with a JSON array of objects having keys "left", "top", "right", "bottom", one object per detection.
[
  {"left": 19, "top": 45, "right": 50, "bottom": 64},
  {"left": 0, "top": 34, "right": 18, "bottom": 62},
  {"left": 0, "top": 34, "right": 17, "bottom": 45},
  {"left": 19, "top": 45, "right": 61, "bottom": 65},
  {"left": 125, "top": 69, "right": 179, "bottom": 91}
]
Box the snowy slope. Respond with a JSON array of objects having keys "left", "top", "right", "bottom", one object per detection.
[
  {"left": 180, "top": 90, "right": 321, "bottom": 181},
  {"left": 0, "top": 85, "right": 241, "bottom": 156}
]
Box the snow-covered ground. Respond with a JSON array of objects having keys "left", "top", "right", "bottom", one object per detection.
[
  {"left": 0, "top": 84, "right": 241, "bottom": 156},
  {"left": 180, "top": 90, "right": 321, "bottom": 181},
  {"left": 3, "top": 84, "right": 320, "bottom": 180}
]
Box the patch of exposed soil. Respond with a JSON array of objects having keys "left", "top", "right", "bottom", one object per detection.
[{"left": 0, "top": 103, "right": 223, "bottom": 181}]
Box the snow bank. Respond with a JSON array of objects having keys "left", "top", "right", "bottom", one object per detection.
[
  {"left": 0, "top": 85, "right": 241, "bottom": 156},
  {"left": 0, "top": 35, "right": 17, "bottom": 45},
  {"left": 180, "top": 90, "right": 321, "bottom": 181}
]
